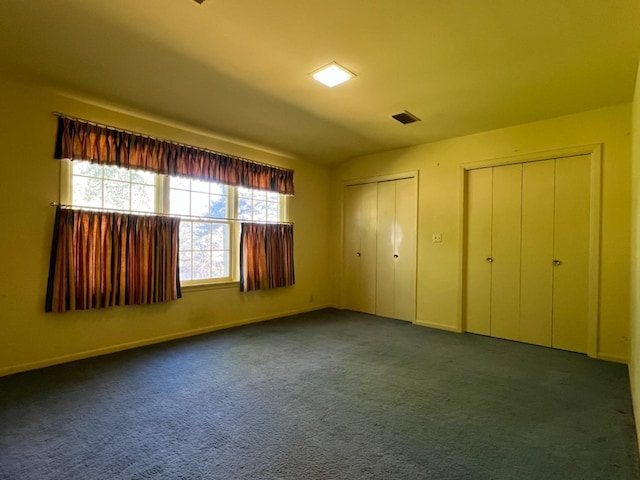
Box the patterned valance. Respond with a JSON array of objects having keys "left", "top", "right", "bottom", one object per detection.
[{"left": 54, "top": 116, "right": 295, "bottom": 195}]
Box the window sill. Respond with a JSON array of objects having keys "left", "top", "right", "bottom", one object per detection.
[{"left": 181, "top": 281, "right": 240, "bottom": 293}]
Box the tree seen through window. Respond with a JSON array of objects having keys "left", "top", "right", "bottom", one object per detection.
[{"left": 67, "top": 162, "right": 284, "bottom": 285}]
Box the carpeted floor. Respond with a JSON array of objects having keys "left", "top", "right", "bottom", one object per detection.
[{"left": 1, "top": 308, "right": 638, "bottom": 479}]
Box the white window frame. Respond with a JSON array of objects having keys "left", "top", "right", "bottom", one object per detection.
[{"left": 60, "top": 160, "right": 288, "bottom": 286}]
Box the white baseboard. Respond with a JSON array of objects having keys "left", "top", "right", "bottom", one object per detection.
[
  {"left": 414, "top": 319, "right": 462, "bottom": 333},
  {"left": 628, "top": 367, "right": 640, "bottom": 456},
  {"left": 596, "top": 352, "right": 628, "bottom": 364},
  {"left": 0, "top": 304, "right": 334, "bottom": 377}
]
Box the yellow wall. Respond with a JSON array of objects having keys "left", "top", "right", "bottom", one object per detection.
[
  {"left": 1, "top": 67, "right": 634, "bottom": 376},
  {"left": 332, "top": 103, "right": 632, "bottom": 362},
  {"left": 0, "top": 73, "right": 334, "bottom": 376},
  {"left": 629, "top": 62, "right": 640, "bottom": 445}
]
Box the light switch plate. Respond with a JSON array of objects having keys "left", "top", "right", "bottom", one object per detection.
[{"left": 432, "top": 233, "right": 442, "bottom": 243}]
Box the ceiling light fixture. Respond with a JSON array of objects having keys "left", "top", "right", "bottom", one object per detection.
[{"left": 311, "top": 62, "right": 355, "bottom": 88}]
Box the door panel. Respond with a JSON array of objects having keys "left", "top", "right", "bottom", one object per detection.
[
  {"left": 491, "top": 164, "right": 522, "bottom": 341},
  {"left": 376, "top": 181, "right": 396, "bottom": 318},
  {"left": 465, "top": 168, "right": 493, "bottom": 335},
  {"left": 343, "top": 183, "right": 377, "bottom": 314},
  {"left": 342, "top": 185, "right": 361, "bottom": 311},
  {"left": 392, "top": 177, "right": 417, "bottom": 322},
  {"left": 359, "top": 183, "right": 378, "bottom": 314},
  {"left": 553, "top": 155, "right": 590, "bottom": 353},
  {"left": 520, "top": 160, "right": 554, "bottom": 346}
]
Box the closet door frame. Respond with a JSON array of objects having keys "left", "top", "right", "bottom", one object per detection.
[
  {"left": 458, "top": 144, "right": 602, "bottom": 358},
  {"left": 340, "top": 171, "right": 419, "bottom": 320}
]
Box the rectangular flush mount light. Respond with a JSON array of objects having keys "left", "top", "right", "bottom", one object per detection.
[{"left": 311, "top": 62, "right": 355, "bottom": 87}]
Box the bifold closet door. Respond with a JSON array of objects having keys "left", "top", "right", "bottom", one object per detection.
[
  {"left": 520, "top": 160, "right": 555, "bottom": 347},
  {"left": 465, "top": 164, "right": 525, "bottom": 341},
  {"left": 376, "top": 178, "right": 417, "bottom": 322},
  {"left": 343, "top": 183, "right": 377, "bottom": 314},
  {"left": 376, "top": 181, "right": 396, "bottom": 319},
  {"left": 465, "top": 155, "right": 592, "bottom": 354},
  {"left": 490, "top": 164, "right": 522, "bottom": 341},
  {"left": 392, "top": 178, "right": 417, "bottom": 321},
  {"left": 465, "top": 168, "right": 493, "bottom": 335},
  {"left": 553, "top": 155, "right": 590, "bottom": 353}
]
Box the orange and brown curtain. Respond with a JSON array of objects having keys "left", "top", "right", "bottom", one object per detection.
[
  {"left": 54, "top": 116, "right": 294, "bottom": 195},
  {"left": 46, "top": 207, "right": 181, "bottom": 313},
  {"left": 240, "top": 223, "right": 295, "bottom": 292}
]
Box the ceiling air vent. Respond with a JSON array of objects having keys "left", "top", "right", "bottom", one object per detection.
[{"left": 391, "top": 111, "right": 421, "bottom": 125}]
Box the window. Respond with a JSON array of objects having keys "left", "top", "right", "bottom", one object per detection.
[
  {"left": 70, "top": 161, "right": 156, "bottom": 212},
  {"left": 238, "top": 187, "right": 282, "bottom": 222},
  {"left": 168, "top": 177, "right": 232, "bottom": 283},
  {"left": 62, "top": 160, "right": 286, "bottom": 285}
]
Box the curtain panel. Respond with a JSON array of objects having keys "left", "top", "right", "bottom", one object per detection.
[
  {"left": 240, "top": 223, "right": 295, "bottom": 292},
  {"left": 54, "top": 117, "right": 295, "bottom": 195},
  {"left": 46, "top": 208, "right": 182, "bottom": 313}
]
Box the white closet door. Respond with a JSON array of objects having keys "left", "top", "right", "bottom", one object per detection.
[
  {"left": 465, "top": 155, "right": 594, "bottom": 354},
  {"left": 343, "top": 185, "right": 363, "bottom": 311},
  {"left": 376, "top": 178, "right": 417, "bottom": 321},
  {"left": 391, "top": 178, "right": 417, "bottom": 321},
  {"left": 520, "top": 160, "right": 555, "bottom": 346},
  {"left": 344, "top": 177, "right": 417, "bottom": 320},
  {"left": 376, "top": 181, "right": 396, "bottom": 318},
  {"left": 490, "top": 164, "right": 522, "bottom": 341},
  {"left": 552, "top": 155, "right": 591, "bottom": 353},
  {"left": 465, "top": 168, "right": 493, "bottom": 335},
  {"left": 343, "top": 183, "right": 377, "bottom": 314}
]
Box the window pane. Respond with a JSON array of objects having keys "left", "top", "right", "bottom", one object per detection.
[
  {"left": 130, "top": 169, "right": 156, "bottom": 185},
  {"left": 209, "top": 195, "right": 227, "bottom": 218},
  {"left": 103, "top": 165, "right": 130, "bottom": 182},
  {"left": 191, "top": 192, "right": 210, "bottom": 217},
  {"left": 72, "top": 176, "right": 103, "bottom": 208},
  {"left": 267, "top": 191, "right": 280, "bottom": 202},
  {"left": 252, "top": 199, "right": 267, "bottom": 221},
  {"left": 192, "top": 251, "right": 211, "bottom": 280},
  {"left": 104, "top": 180, "right": 130, "bottom": 211},
  {"left": 169, "top": 189, "right": 190, "bottom": 216},
  {"left": 238, "top": 187, "right": 252, "bottom": 198},
  {"left": 179, "top": 251, "right": 192, "bottom": 282},
  {"left": 238, "top": 198, "right": 252, "bottom": 220},
  {"left": 171, "top": 176, "right": 191, "bottom": 190},
  {"left": 192, "top": 222, "right": 211, "bottom": 250},
  {"left": 191, "top": 179, "right": 210, "bottom": 193},
  {"left": 179, "top": 222, "right": 192, "bottom": 251},
  {"left": 73, "top": 161, "right": 102, "bottom": 178},
  {"left": 131, "top": 184, "right": 155, "bottom": 212},
  {"left": 211, "top": 183, "right": 227, "bottom": 196},
  {"left": 212, "top": 224, "right": 229, "bottom": 250},
  {"left": 253, "top": 190, "right": 267, "bottom": 202},
  {"left": 212, "top": 251, "right": 229, "bottom": 278},
  {"left": 267, "top": 202, "right": 280, "bottom": 221}
]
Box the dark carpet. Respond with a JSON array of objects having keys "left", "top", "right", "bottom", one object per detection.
[{"left": 1, "top": 309, "right": 638, "bottom": 479}]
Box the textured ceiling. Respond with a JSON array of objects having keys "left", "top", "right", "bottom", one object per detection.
[{"left": 0, "top": 0, "right": 638, "bottom": 165}]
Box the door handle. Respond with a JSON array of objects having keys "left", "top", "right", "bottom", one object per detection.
[
  {"left": 394, "top": 254, "right": 399, "bottom": 258},
  {"left": 486, "top": 257, "right": 493, "bottom": 263},
  {"left": 356, "top": 252, "right": 361, "bottom": 257},
  {"left": 553, "top": 260, "right": 562, "bottom": 266}
]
